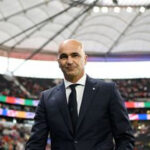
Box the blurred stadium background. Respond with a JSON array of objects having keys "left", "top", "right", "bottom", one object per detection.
[{"left": 0, "top": 0, "right": 150, "bottom": 149}]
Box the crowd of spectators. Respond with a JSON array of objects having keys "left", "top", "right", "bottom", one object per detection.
[
  {"left": 0, "top": 123, "right": 27, "bottom": 150},
  {"left": 132, "top": 121, "right": 150, "bottom": 150},
  {"left": 0, "top": 123, "right": 51, "bottom": 150},
  {"left": 17, "top": 77, "right": 61, "bottom": 98},
  {"left": 0, "top": 103, "right": 35, "bottom": 112},
  {"left": 0, "top": 74, "right": 61, "bottom": 99},
  {"left": 114, "top": 79, "right": 150, "bottom": 101},
  {"left": 0, "top": 75, "right": 27, "bottom": 99}
]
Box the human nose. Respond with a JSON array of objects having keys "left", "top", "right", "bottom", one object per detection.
[{"left": 67, "top": 56, "right": 73, "bottom": 64}]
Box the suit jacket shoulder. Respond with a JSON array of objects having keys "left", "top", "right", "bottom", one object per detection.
[
  {"left": 87, "top": 76, "right": 116, "bottom": 91},
  {"left": 40, "top": 82, "right": 64, "bottom": 101}
]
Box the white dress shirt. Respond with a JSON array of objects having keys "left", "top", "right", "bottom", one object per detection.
[{"left": 64, "top": 74, "right": 87, "bottom": 114}]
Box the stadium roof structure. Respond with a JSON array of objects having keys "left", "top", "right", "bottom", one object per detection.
[{"left": 0, "top": 0, "right": 150, "bottom": 79}]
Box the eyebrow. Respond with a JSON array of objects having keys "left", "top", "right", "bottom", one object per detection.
[{"left": 58, "top": 52, "right": 80, "bottom": 59}]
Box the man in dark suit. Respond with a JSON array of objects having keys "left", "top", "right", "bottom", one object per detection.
[{"left": 25, "top": 39, "right": 135, "bottom": 150}]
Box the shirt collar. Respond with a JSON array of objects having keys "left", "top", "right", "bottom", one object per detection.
[{"left": 64, "top": 73, "right": 87, "bottom": 89}]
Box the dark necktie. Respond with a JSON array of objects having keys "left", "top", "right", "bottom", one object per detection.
[{"left": 68, "top": 84, "right": 78, "bottom": 133}]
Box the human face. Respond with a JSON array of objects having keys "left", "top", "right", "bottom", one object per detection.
[{"left": 58, "top": 40, "right": 87, "bottom": 83}]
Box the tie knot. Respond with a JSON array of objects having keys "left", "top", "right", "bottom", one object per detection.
[{"left": 69, "top": 84, "right": 79, "bottom": 90}]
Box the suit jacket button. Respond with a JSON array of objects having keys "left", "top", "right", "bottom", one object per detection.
[{"left": 74, "top": 140, "right": 78, "bottom": 144}]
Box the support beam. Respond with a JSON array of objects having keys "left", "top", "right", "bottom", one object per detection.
[
  {"left": 0, "top": 0, "right": 51, "bottom": 21},
  {"left": 105, "top": 11, "right": 142, "bottom": 57}
]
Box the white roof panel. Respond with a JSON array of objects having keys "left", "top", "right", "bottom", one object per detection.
[{"left": 0, "top": 0, "right": 150, "bottom": 56}]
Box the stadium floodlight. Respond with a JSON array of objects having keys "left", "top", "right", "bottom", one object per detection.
[
  {"left": 101, "top": 7, "right": 108, "bottom": 13},
  {"left": 126, "top": 7, "right": 133, "bottom": 13},
  {"left": 114, "top": 7, "right": 120, "bottom": 13},
  {"left": 93, "top": 6, "right": 100, "bottom": 13},
  {"left": 139, "top": 7, "right": 145, "bottom": 13}
]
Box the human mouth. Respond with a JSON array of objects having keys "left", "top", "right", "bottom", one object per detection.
[
  {"left": 66, "top": 67, "right": 74, "bottom": 71},
  {"left": 66, "top": 66, "right": 76, "bottom": 71}
]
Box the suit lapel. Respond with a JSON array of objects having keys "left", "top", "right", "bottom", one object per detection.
[
  {"left": 55, "top": 82, "right": 73, "bottom": 134},
  {"left": 76, "top": 76, "right": 97, "bottom": 132}
]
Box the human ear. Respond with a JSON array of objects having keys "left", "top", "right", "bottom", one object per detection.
[
  {"left": 57, "top": 59, "right": 61, "bottom": 68},
  {"left": 84, "top": 55, "right": 88, "bottom": 65}
]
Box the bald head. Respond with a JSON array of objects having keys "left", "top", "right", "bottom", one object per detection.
[{"left": 58, "top": 39, "right": 84, "bottom": 55}]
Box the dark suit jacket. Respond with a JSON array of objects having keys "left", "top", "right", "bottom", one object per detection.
[{"left": 25, "top": 76, "right": 135, "bottom": 150}]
